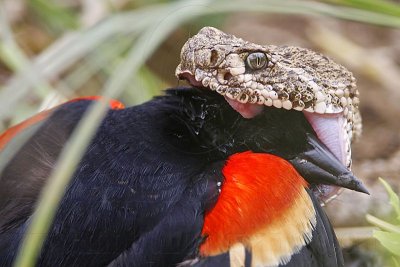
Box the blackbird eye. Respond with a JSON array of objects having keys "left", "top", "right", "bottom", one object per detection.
[{"left": 246, "top": 52, "right": 267, "bottom": 70}]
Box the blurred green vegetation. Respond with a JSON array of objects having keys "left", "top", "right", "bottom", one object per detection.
[
  {"left": 325, "top": 0, "right": 400, "bottom": 17},
  {"left": 0, "top": 0, "right": 399, "bottom": 266},
  {"left": 367, "top": 178, "right": 400, "bottom": 267}
]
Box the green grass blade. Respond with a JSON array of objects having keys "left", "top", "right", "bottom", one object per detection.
[
  {"left": 12, "top": 99, "right": 111, "bottom": 267},
  {"left": 379, "top": 177, "right": 400, "bottom": 220},
  {"left": 366, "top": 214, "right": 400, "bottom": 234},
  {"left": 206, "top": 0, "right": 400, "bottom": 27},
  {"left": 324, "top": 0, "right": 400, "bottom": 17},
  {"left": 373, "top": 230, "right": 400, "bottom": 257}
]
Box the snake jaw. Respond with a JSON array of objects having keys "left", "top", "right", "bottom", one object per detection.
[
  {"left": 177, "top": 71, "right": 203, "bottom": 87},
  {"left": 175, "top": 27, "right": 361, "bottom": 134},
  {"left": 176, "top": 27, "right": 363, "bottom": 203}
]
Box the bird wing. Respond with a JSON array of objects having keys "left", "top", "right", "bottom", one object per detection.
[
  {"left": 0, "top": 97, "right": 222, "bottom": 267},
  {"left": 0, "top": 97, "right": 124, "bottom": 232}
]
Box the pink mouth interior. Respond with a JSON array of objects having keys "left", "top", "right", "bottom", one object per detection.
[
  {"left": 225, "top": 97, "right": 264, "bottom": 119},
  {"left": 302, "top": 112, "right": 347, "bottom": 166},
  {"left": 179, "top": 72, "right": 202, "bottom": 87}
]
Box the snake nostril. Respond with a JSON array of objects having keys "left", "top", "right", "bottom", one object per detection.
[
  {"left": 210, "top": 49, "right": 219, "bottom": 66},
  {"left": 224, "top": 72, "right": 232, "bottom": 81}
]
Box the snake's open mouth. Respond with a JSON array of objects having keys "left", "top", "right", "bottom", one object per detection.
[
  {"left": 175, "top": 27, "right": 366, "bottom": 203},
  {"left": 178, "top": 72, "right": 364, "bottom": 203}
]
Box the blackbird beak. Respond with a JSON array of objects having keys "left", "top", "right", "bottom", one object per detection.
[{"left": 289, "top": 133, "right": 369, "bottom": 195}]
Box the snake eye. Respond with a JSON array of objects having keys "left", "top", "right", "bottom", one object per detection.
[{"left": 246, "top": 52, "right": 268, "bottom": 70}]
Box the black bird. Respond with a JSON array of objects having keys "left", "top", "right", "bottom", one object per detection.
[{"left": 0, "top": 87, "right": 367, "bottom": 267}]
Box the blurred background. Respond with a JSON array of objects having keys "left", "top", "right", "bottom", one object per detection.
[{"left": 0, "top": 0, "right": 399, "bottom": 266}]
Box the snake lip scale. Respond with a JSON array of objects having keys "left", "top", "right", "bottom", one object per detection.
[{"left": 176, "top": 27, "right": 363, "bottom": 203}]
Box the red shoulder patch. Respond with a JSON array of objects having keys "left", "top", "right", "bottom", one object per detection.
[
  {"left": 200, "top": 151, "right": 309, "bottom": 256},
  {"left": 0, "top": 96, "right": 125, "bottom": 150}
]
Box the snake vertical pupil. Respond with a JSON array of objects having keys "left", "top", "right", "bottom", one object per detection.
[{"left": 246, "top": 52, "right": 267, "bottom": 70}]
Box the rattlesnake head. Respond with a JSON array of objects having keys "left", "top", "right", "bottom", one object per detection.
[{"left": 176, "top": 26, "right": 363, "bottom": 202}]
